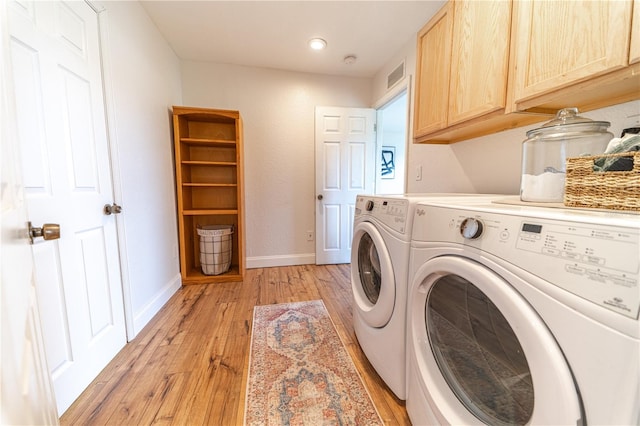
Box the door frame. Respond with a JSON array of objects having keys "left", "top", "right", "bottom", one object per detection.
[
  {"left": 373, "top": 76, "right": 411, "bottom": 195},
  {"left": 90, "top": 0, "right": 134, "bottom": 339}
]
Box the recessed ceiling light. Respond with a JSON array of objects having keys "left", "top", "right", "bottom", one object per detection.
[{"left": 309, "top": 38, "right": 327, "bottom": 50}]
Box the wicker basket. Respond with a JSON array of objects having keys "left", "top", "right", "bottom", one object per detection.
[{"left": 564, "top": 151, "right": 640, "bottom": 211}]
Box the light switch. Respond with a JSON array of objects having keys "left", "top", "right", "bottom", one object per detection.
[{"left": 416, "top": 165, "right": 422, "bottom": 181}]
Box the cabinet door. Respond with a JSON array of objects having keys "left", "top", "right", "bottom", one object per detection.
[
  {"left": 447, "top": 0, "right": 512, "bottom": 125},
  {"left": 414, "top": 3, "right": 452, "bottom": 137},
  {"left": 630, "top": 0, "right": 640, "bottom": 64},
  {"left": 512, "top": 0, "right": 632, "bottom": 104}
]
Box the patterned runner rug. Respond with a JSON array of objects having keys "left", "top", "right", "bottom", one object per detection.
[{"left": 244, "top": 300, "right": 383, "bottom": 426}]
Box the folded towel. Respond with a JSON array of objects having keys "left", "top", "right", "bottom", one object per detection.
[{"left": 594, "top": 134, "right": 640, "bottom": 172}]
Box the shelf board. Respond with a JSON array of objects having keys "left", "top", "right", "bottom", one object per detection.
[
  {"left": 182, "top": 266, "right": 243, "bottom": 284},
  {"left": 182, "top": 183, "right": 237, "bottom": 187},
  {"left": 182, "top": 209, "right": 238, "bottom": 216},
  {"left": 182, "top": 161, "right": 237, "bottom": 166},
  {"left": 181, "top": 137, "right": 236, "bottom": 146}
]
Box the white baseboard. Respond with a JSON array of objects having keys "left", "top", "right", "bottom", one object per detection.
[
  {"left": 130, "top": 272, "right": 182, "bottom": 338},
  {"left": 246, "top": 253, "right": 316, "bottom": 269}
]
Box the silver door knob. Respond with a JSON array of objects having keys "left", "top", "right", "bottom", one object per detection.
[
  {"left": 104, "top": 203, "right": 123, "bottom": 215},
  {"left": 317, "top": 194, "right": 323, "bottom": 200},
  {"left": 28, "top": 222, "right": 60, "bottom": 244}
]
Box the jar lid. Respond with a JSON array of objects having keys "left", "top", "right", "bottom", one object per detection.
[{"left": 526, "top": 107, "right": 610, "bottom": 138}]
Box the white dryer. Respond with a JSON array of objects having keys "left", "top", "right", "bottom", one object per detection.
[
  {"left": 351, "top": 193, "right": 496, "bottom": 400},
  {"left": 406, "top": 199, "right": 639, "bottom": 425}
]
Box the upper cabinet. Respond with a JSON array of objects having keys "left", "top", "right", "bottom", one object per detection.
[
  {"left": 414, "top": 3, "right": 453, "bottom": 136},
  {"left": 447, "top": 1, "right": 511, "bottom": 125},
  {"left": 631, "top": 0, "right": 640, "bottom": 64},
  {"left": 414, "top": 0, "right": 640, "bottom": 144},
  {"left": 414, "top": 1, "right": 514, "bottom": 141},
  {"left": 510, "top": 0, "right": 637, "bottom": 112}
]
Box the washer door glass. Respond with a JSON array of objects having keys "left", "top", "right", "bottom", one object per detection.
[
  {"left": 427, "top": 274, "right": 534, "bottom": 425},
  {"left": 357, "top": 232, "right": 381, "bottom": 304},
  {"left": 351, "top": 221, "right": 395, "bottom": 328}
]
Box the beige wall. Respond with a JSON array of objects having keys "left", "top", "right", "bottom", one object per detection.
[{"left": 180, "top": 61, "right": 371, "bottom": 267}]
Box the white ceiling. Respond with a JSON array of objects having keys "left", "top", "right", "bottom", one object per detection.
[{"left": 140, "top": 1, "right": 445, "bottom": 78}]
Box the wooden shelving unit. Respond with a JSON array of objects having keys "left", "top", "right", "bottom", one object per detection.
[{"left": 172, "top": 106, "right": 245, "bottom": 284}]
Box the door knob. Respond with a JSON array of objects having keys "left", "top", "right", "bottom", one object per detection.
[
  {"left": 317, "top": 194, "right": 323, "bottom": 200},
  {"left": 104, "top": 203, "right": 123, "bottom": 215},
  {"left": 28, "top": 222, "right": 60, "bottom": 244}
]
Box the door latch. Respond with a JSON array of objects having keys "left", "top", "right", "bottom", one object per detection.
[
  {"left": 28, "top": 222, "right": 60, "bottom": 244},
  {"left": 104, "top": 203, "right": 123, "bottom": 215}
]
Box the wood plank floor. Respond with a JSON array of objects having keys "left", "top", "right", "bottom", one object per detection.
[{"left": 60, "top": 264, "right": 411, "bottom": 425}]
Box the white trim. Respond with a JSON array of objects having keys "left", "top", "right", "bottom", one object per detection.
[
  {"left": 246, "top": 253, "right": 316, "bottom": 269},
  {"left": 93, "top": 4, "right": 136, "bottom": 341},
  {"left": 131, "top": 273, "right": 182, "bottom": 337},
  {"left": 373, "top": 75, "right": 410, "bottom": 109},
  {"left": 373, "top": 76, "right": 412, "bottom": 194}
]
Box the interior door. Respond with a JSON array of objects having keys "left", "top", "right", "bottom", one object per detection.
[
  {"left": 1, "top": 2, "right": 59, "bottom": 421},
  {"left": 315, "top": 106, "right": 376, "bottom": 264},
  {"left": 8, "top": 0, "right": 127, "bottom": 415}
]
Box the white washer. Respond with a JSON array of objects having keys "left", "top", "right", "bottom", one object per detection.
[
  {"left": 351, "top": 193, "right": 496, "bottom": 400},
  {"left": 406, "top": 199, "right": 639, "bottom": 425}
]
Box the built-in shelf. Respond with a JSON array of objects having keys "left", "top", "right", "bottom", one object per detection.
[
  {"left": 181, "top": 161, "right": 237, "bottom": 166},
  {"left": 182, "top": 209, "right": 239, "bottom": 216},
  {"left": 182, "top": 183, "right": 238, "bottom": 187},
  {"left": 180, "top": 137, "right": 236, "bottom": 146},
  {"left": 173, "top": 106, "right": 245, "bottom": 285}
]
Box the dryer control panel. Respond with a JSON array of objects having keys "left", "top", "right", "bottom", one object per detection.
[
  {"left": 355, "top": 196, "right": 409, "bottom": 234},
  {"left": 413, "top": 204, "right": 640, "bottom": 320}
]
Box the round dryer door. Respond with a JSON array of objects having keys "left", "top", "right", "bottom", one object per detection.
[
  {"left": 350, "top": 221, "right": 395, "bottom": 328},
  {"left": 409, "top": 256, "right": 582, "bottom": 425}
]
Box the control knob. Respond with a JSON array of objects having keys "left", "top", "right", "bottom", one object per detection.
[
  {"left": 460, "top": 217, "right": 483, "bottom": 240},
  {"left": 365, "top": 200, "right": 374, "bottom": 211}
]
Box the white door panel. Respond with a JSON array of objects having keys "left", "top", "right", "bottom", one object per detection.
[
  {"left": 315, "top": 107, "right": 375, "bottom": 264},
  {"left": 1, "top": 0, "right": 59, "bottom": 421},
  {"left": 348, "top": 142, "right": 366, "bottom": 189},
  {"left": 8, "top": 0, "right": 126, "bottom": 415}
]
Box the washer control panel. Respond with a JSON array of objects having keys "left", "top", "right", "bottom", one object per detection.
[
  {"left": 355, "top": 196, "right": 409, "bottom": 234},
  {"left": 414, "top": 205, "right": 640, "bottom": 319}
]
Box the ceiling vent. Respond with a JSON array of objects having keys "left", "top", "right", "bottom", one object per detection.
[{"left": 387, "top": 61, "right": 405, "bottom": 90}]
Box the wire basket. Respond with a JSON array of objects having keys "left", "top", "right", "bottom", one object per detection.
[{"left": 197, "top": 225, "right": 233, "bottom": 275}]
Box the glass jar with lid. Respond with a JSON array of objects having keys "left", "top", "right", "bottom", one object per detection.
[{"left": 520, "top": 107, "right": 613, "bottom": 202}]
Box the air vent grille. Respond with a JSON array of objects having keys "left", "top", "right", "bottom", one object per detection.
[{"left": 387, "top": 62, "right": 405, "bottom": 90}]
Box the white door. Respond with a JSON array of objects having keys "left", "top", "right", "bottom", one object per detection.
[
  {"left": 8, "top": 0, "right": 127, "bottom": 415},
  {"left": 1, "top": 2, "right": 59, "bottom": 421},
  {"left": 315, "top": 106, "right": 376, "bottom": 264}
]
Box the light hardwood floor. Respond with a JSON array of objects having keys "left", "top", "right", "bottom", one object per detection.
[{"left": 60, "top": 264, "right": 411, "bottom": 425}]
